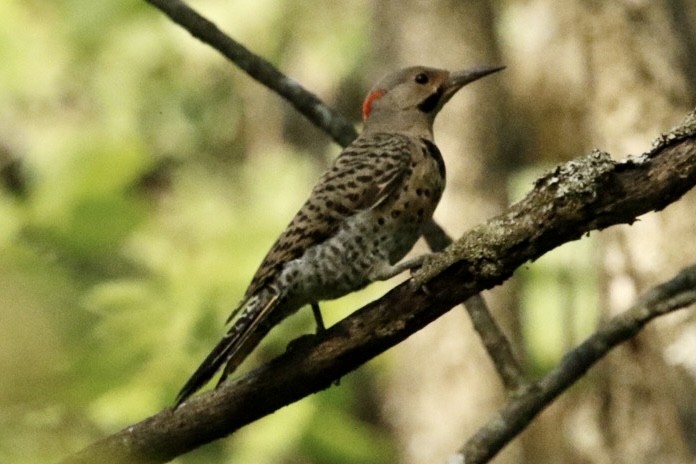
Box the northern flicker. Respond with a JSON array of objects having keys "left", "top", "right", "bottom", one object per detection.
[{"left": 175, "top": 64, "right": 503, "bottom": 406}]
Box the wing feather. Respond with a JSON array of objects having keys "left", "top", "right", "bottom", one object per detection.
[{"left": 240, "top": 133, "right": 413, "bottom": 301}]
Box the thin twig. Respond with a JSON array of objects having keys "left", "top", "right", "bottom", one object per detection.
[
  {"left": 463, "top": 293, "right": 525, "bottom": 390},
  {"left": 422, "top": 220, "right": 525, "bottom": 390},
  {"left": 458, "top": 263, "right": 696, "bottom": 463},
  {"left": 144, "top": 0, "right": 358, "bottom": 147}
]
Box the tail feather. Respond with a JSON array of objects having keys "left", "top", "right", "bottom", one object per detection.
[{"left": 174, "top": 289, "right": 282, "bottom": 408}]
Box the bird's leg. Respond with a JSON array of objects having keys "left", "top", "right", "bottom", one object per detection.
[
  {"left": 310, "top": 302, "right": 340, "bottom": 386},
  {"left": 310, "top": 302, "right": 326, "bottom": 333},
  {"left": 370, "top": 254, "right": 428, "bottom": 281},
  {"left": 286, "top": 302, "right": 325, "bottom": 354}
]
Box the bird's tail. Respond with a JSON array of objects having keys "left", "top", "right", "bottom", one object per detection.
[{"left": 174, "top": 287, "right": 283, "bottom": 407}]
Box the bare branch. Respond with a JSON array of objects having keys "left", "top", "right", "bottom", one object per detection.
[
  {"left": 60, "top": 110, "right": 696, "bottom": 464},
  {"left": 422, "top": 220, "right": 524, "bottom": 390},
  {"left": 459, "top": 262, "right": 696, "bottom": 464},
  {"left": 143, "top": 0, "right": 358, "bottom": 147},
  {"left": 463, "top": 293, "right": 525, "bottom": 390}
]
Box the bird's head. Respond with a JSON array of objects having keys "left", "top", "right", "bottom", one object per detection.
[{"left": 361, "top": 65, "right": 504, "bottom": 137}]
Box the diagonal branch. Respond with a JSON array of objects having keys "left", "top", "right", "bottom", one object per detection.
[
  {"left": 144, "top": 0, "right": 358, "bottom": 147},
  {"left": 459, "top": 262, "right": 696, "bottom": 464},
  {"left": 60, "top": 111, "right": 696, "bottom": 464},
  {"left": 422, "top": 220, "right": 525, "bottom": 390},
  {"left": 463, "top": 293, "right": 525, "bottom": 390}
]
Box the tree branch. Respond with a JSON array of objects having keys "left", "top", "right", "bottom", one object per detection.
[
  {"left": 144, "top": 0, "right": 358, "bottom": 147},
  {"left": 60, "top": 111, "right": 696, "bottom": 464},
  {"left": 464, "top": 293, "right": 525, "bottom": 390},
  {"left": 459, "top": 262, "right": 696, "bottom": 464},
  {"left": 422, "top": 220, "right": 524, "bottom": 390}
]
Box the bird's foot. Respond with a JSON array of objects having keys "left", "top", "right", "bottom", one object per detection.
[
  {"left": 285, "top": 333, "right": 316, "bottom": 353},
  {"left": 371, "top": 254, "right": 429, "bottom": 281}
]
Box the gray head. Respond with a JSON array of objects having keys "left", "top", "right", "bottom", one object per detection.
[{"left": 361, "top": 65, "right": 504, "bottom": 138}]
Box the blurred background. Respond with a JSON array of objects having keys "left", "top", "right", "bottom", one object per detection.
[{"left": 2, "top": 0, "right": 696, "bottom": 463}]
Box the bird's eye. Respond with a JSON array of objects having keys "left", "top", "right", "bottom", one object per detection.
[{"left": 414, "top": 73, "right": 429, "bottom": 84}]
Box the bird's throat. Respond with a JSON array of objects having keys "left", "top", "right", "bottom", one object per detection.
[{"left": 417, "top": 88, "right": 443, "bottom": 113}]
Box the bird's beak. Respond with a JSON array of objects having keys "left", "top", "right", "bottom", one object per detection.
[{"left": 440, "top": 65, "right": 505, "bottom": 105}]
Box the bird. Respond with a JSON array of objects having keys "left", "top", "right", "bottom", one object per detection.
[{"left": 175, "top": 64, "right": 504, "bottom": 407}]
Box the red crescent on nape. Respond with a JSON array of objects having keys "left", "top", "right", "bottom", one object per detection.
[{"left": 362, "top": 89, "right": 386, "bottom": 121}]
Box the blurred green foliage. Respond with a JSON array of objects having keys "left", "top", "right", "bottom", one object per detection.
[{"left": 0, "top": 0, "right": 396, "bottom": 462}]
